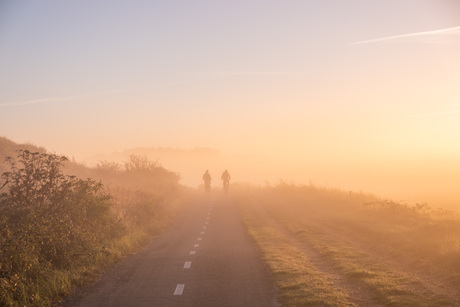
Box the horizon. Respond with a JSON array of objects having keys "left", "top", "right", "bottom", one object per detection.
[
  {"left": 3, "top": 135, "right": 459, "bottom": 209},
  {"left": 1, "top": 1, "right": 460, "bottom": 208}
]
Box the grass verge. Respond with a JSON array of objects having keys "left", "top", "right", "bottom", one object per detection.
[
  {"left": 239, "top": 198, "right": 353, "bottom": 306},
  {"left": 236, "top": 183, "right": 459, "bottom": 306}
]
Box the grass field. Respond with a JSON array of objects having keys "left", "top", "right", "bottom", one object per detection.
[{"left": 236, "top": 183, "right": 460, "bottom": 306}]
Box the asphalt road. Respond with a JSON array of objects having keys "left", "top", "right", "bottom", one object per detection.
[{"left": 61, "top": 195, "right": 279, "bottom": 307}]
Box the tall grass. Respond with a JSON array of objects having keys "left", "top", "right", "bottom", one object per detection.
[{"left": 235, "top": 183, "right": 460, "bottom": 305}]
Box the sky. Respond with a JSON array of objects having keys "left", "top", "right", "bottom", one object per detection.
[{"left": 1, "top": 0, "right": 460, "bottom": 206}]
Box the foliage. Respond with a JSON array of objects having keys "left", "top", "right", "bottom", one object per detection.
[
  {"left": 0, "top": 148, "right": 184, "bottom": 306},
  {"left": 0, "top": 150, "right": 122, "bottom": 306},
  {"left": 0, "top": 136, "right": 47, "bottom": 177},
  {"left": 0, "top": 135, "right": 185, "bottom": 306},
  {"left": 95, "top": 155, "right": 181, "bottom": 234},
  {"left": 96, "top": 154, "right": 180, "bottom": 193}
]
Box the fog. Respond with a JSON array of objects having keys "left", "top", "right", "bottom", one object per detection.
[
  {"left": 2, "top": 1, "right": 459, "bottom": 210},
  {"left": 84, "top": 146, "right": 460, "bottom": 210}
]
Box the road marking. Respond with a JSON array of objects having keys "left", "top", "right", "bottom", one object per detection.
[
  {"left": 206, "top": 217, "right": 210, "bottom": 220},
  {"left": 200, "top": 231, "right": 205, "bottom": 234},
  {"left": 205, "top": 221, "right": 209, "bottom": 225},
  {"left": 202, "top": 226, "right": 207, "bottom": 229},
  {"left": 190, "top": 251, "right": 196, "bottom": 255},
  {"left": 194, "top": 244, "right": 199, "bottom": 247},
  {"left": 184, "top": 262, "right": 192, "bottom": 269},
  {"left": 197, "top": 237, "right": 202, "bottom": 241},
  {"left": 174, "top": 284, "right": 185, "bottom": 295}
]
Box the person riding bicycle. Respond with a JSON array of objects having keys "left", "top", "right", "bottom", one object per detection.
[
  {"left": 221, "top": 169, "right": 230, "bottom": 194},
  {"left": 202, "top": 170, "right": 211, "bottom": 194}
]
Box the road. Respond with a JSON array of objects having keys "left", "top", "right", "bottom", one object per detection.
[{"left": 61, "top": 195, "right": 279, "bottom": 307}]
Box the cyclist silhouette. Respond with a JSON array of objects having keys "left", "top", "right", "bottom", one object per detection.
[
  {"left": 221, "top": 169, "right": 230, "bottom": 194},
  {"left": 202, "top": 170, "right": 211, "bottom": 194}
]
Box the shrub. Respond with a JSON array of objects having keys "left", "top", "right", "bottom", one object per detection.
[{"left": 0, "top": 150, "right": 121, "bottom": 305}]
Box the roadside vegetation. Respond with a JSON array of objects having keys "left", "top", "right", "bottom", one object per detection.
[
  {"left": 3, "top": 136, "right": 460, "bottom": 306},
  {"left": 0, "top": 142, "right": 183, "bottom": 306},
  {"left": 236, "top": 183, "right": 460, "bottom": 306}
]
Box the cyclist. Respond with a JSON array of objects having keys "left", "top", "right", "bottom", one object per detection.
[
  {"left": 202, "top": 170, "right": 211, "bottom": 194},
  {"left": 221, "top": 169, "right": 230, "bottom": 194}
]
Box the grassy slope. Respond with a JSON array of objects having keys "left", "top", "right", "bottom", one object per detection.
[
  {"left": 236, "top": 184, "right": 460, "bottom": 306},
  {"left": 0, "top": 137, "right": 46, "bottom": 173}
]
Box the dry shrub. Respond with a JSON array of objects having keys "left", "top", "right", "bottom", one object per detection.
[
  {"left": 0, "top": 150, "right": 123, "bottom": 305},
  {"left": 94, "top": 155, "right": 181, "bottom": 234},
  {"left": 0, "top": 151, "right": 182, "bottom": 306}
]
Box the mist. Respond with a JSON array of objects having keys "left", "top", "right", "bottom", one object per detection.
[{"left": 81, "top": 146, "right": 460, "bottom": 210}]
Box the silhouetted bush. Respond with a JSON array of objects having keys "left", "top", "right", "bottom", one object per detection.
[
  {"left": 97, "top": 154, "right": 180, "bottom": 193},
  {"left": 95, "top": 155, "right": 181, "bottom": 233}
]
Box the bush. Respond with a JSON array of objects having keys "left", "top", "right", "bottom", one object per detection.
[
  {"left": 95, "top": 155, "right": 181, "bottom": 233},
  {"left": 0, "top": 150, "right": 122, "bottom": 305},
  {"left": 97, "top": 154, "right": 180, "bottom": 193}
]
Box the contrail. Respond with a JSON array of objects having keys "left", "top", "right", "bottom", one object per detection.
[
  {"left": 0, "top": 97, "right": 66, "bottom": 107},
  {"left": 0, "top": 90, "right": 123, "bottom": 107},
  {"left": 185, "top": 71, "right": 311, "bottom": 76},
  {"left": 351, "top": 25, "right": 460, "bottom": 45}
]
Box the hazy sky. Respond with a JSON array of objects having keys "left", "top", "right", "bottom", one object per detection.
[{"left": 1, "top": 1, "right": 460, "bottom": 205}]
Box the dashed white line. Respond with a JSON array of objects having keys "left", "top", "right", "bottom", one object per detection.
[
  {"left": 197, "top": 237, "right": 203, "bottom": 241},
  {"left": 184, "top": 262, "right": 192, "bottom": 269},
  {"left": 200, "top": 231, "right": 205, "bottom": 234},
  {"left": 174, "top": 284, "right": 185, "bottom": 295},
  {"left": 205, "top": 221, "right": 209, "bottom": 225},
  {"left": 194, "top": 244, "right": 199, "bottom": 247},
  {"left": 190, "top": 251, "right": 196, "bottom": 255},
  {"left": 202, "top": 226, "right": 207, "bottom": 229}
]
